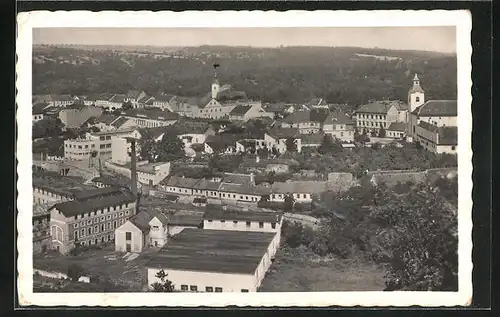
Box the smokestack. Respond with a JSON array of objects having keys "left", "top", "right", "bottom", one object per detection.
[{"left": 129, "top": 139, "right": 138, "bottom": 196}]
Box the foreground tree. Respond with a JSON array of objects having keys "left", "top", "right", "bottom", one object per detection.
[
  {"left": 285, "top": 138, "right": 298, "bottom": 153},
  {"left": 157, "top": 133, "right": 185, "bottom": 162},
  {"left": 150, "top": 269, "right": 175, "bottom": 292},
  {"left": 369, "top": 184, "right": 458, "bottom": 291}
]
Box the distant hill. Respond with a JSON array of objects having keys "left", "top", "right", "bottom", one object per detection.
[{"left": 32, "top": 45, "right": 457, "bottom": 107}]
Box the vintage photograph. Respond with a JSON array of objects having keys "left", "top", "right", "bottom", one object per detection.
[{"left": 17, "top": 10, "right": 472, "bottom": 307}]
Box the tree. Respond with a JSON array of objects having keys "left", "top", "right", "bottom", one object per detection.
[
  {"left": 271, "top": 146, "right": 280, "bottom": 157},
  {"left": 369, "top": 184, "right": 458, "bottom": 291},
  {"left": 257, "top": 146, "right": 270, "bottom": 158},
  {"left": 67, "top": 264, "right": 85, "bottom": 282},
  {"left": 157, "top": 133, "right": 185, "bottom": 162},
  {"left": 150, "top": 269, "right": 175, "bottom": 292},
  {"left": 378, "top": 126, "right": 387, "bottom": 138},
  {"left": 285, "top": 138, "right": 298, "bottom": 153},
  {"left": 122, "top": 101, "right": 133, "bottom": 111},
  {"left": 283, "top": 194, "right": 296, "bottom": 213}
]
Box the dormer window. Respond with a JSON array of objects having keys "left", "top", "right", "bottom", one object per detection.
[{"left": 416, "top": 97, "right": 420, "bottom": 102}]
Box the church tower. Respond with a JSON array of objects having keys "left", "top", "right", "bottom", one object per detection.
[
  {"left": 211, "top": 64, "right": 220, "bottom": 99},
  {"left": 408, "top": 73, "right": 425, "bottom": 113}
]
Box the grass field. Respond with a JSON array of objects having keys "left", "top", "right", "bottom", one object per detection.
[
  {"left": 33, "top": 245, "right": 160, "bottom": 292},
  {"left": 259, "top": 246, "right": 386, "bottom": 292}
]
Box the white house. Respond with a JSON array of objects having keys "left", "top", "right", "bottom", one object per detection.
[
  {"left": 264, "top": 127, "right": 302, "bottom": 154},
  {"left": 414, "top": 121, "right": 457, "bottom": 154},
  {"left": 355, "top": 100, "right": 406, "bottom": 135},
  {"left": 115, "top": 209, "right": 169, "bottom": 253},
  {"left": 228, "top": 102, "right": 273, "bottom": 122},
  {"left": 136, "top": 162, "right": 171, "bottom": 186},
  {"left": 270, "top": 181, "right": 329, "bottom": 203},
  {"left": 322, "top": 111, "right": 355, "bottom": 143},
  {"left": 203, "top": 208, "right": 283, "bottom": 235},
  {"left": 145, "top": 228, "right": 280, "bottom": 292},
  {"left": 386, "top": 122, "right": 407, "bottom": 139}
]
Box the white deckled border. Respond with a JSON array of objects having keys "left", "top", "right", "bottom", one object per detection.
[{"left": 17, "top": 10, "right": 473, "bottom": 307}]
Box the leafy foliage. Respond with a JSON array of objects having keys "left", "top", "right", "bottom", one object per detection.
[
  {"left": 140, "top": 132, "right": 185, "bottom": 163},
  {"left": 150, "top": 269, "right": 175, "bottom": 292},
  {"left": 32, "top": 117, "right": 64, "bottom": 139},
  {"left": 285, "top": 138, "right": 298, "bottom": 153},
  {"left": 67, "top": 264, "right": 85, "bottom": 282}
]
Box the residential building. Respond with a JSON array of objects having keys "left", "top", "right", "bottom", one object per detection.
[
  {"left": 355, "top": 100, "right": 407, "bottom": 135},
  {"left": 386, "top": 122, "right": 407, "bottom": 139},
  {"left": 229, "top": 101, "right": 273, "bottom": 122},
  {"left": 51, "top": 94, "right": 74, "bottom": 107},
  {"left": 270, "top": 181, "right": 329, "bottom": 203},
  {"left": 92, "top": 115, "right": 136, "bottom": 132},
  {"left": 168, "top": 96, "right": 202, "bottom": 118},
  {"left": 64, "top": 128, "right": 141, "bottom": 161},
  {"left": 280, "top": 109, "right": 329, "bottom": 134},
  {"left": 152, "top": 94, "right": 175, "bottom": 110},
  {"left": 122, "top": 109, "right": 179, "bottom": 128},
  {"left": 33, "top": 102, "right": 50, "bottom": 122},
  {"left": 203, "top": 208, "right": 283, "bottom": 235},
  {"left": 414, "top": 121, "right": 458, "bottom": 154},
  {"left": 115, "top": 209, "right": 169, "bottom": 252},
  {"left": 264, "top": 127, "right": 302, "bottom": 154},
  {"left": 136, "top": 162, "right": 171, "bottom": 186},
  {"left": 137, "top": 94, "right": 155, "bottom": 109},
  {"left": 263, "top": 102, "right": 295, "bottom": 119},
  {"left": 408, "top": 100, "right": 458, "bottom": 141},
  {"left": 204, "top": 133, "right": 247, "bottom": 155},
  {"left": 299, "top": 134, "right": 324, "bottom": 149},
  {"left": 322, "top": 111, "right": 355, "bottom": 143},
  {"left": 125, "top": 90, "right": 147, "bottom": 107},
  {"left": 305, "top": 98, "right": 328, "bottom": 109},
  {"left": 58, "top": 104, "right": 103, "bottom": 129},
  {"left": 107, "top": 94, "right": 127, "bottom": 110},
  {"left": 32, "top": 172, "right": 97, "bottom": 205},
  {"left": 49, "top": 187, "right": 137, "bottom": 254},
  {"left": 33, "top": 203, "right": 53, "bottom": 254},
  {"left": 145, "top": 229, "right": 280, "bottom": 292}
]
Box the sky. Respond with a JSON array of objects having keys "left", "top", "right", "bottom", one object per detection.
[{"left": 33, "top": 27, "right": 457, "bottom": 53}]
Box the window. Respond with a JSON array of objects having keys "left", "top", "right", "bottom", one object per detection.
[
  {"left": 241, "top": 289, "right": 249, "bottom": 293},
  {"left": 271, "top": 222, "right": 277, "bottom": 229},
  {"left": 107, "top": 215, "right": 111, "bottom": 220},
  {"left": 74, "top": 231, "right": 78, "bottom": 240},
  {"left": 208, "top": 220, "right": 212, "bottom": 223},
  {"left": 246, "top": 221, "right": 251, "bottom": 228},
  {"left": 451, "top": 146, "right": 456, "bottom": 150},
  {"left": 74, "top": 223, "right": 78, "bottom": 228},
  {"left": 100, "top": 216, "right": 105, "bottom": 222},
  {"left": 81, "top": 228, "right": 85, "bottom": 236},
  {"left": 87, "top": 220, "right": 92, "bottom": 225},
  {"left": 215, "top": 287, "right": 223, "bottom": 293},
  {"left": 113, "top": 220, "right": 117, "bottom": 229},
  {"left": 94, "top": 225, "right": 99, "bottom": 233},
  {"left": 416, "top": 97, "right": 420, "bottom": 102},
  {"left": 259, "top": 222, "right": 264, "bottom": 228},
  {"left": 107, "top": 222, "right": 111, "bottom": 230},
  {"left": 100, "top": 144, "right": 106, "bottom": 149},
  {"left": 88, "top": 227, "right": 92, "bottom": 235},
  {"left": 126, "top": 232, "right": 132, "bottom": 240},
  {"left": 181, "top": 285, "right": 188, "bottom": 291},
  {"left": 106, "top": 136, "right": 111, "bottom": 140},
  {"left": 190, "top": 285, "right": 198, "bottom": 292},
  {"left": 100, "top": 136, "right": 105, "bottom": 141},
  {"left": 220, "top": 220, "right": 225, "bottom": 223},
  {"left": 119, "top": 212, "right": 124, "bottom": 217},
  {"left": 205, "top": 286, "right": 214, "bottom": 292},
  {"left": 152, "top": 226, "right": 159, "bottom": 231},
  {"left": 94, "top": 218, "right": 99, "bottom": 224},
  {"left": 101, "top": 224, "right": 105, "bottom": 232}
]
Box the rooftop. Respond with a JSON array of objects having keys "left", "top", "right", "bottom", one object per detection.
[
  {"left": 110, "top": 117, "right": 131, "bottom": 129},
  {"left": 123, "top": 108, "right": 179, "bottom": 121},
  {"left": 271, "top": 181, "right": 328, "bottom": 195},
  {"left": 33, "top": 102, "right": 50, "bottom": 115},
  {"left": 387, "top": 122, "right": 407, "bottom": 132},
  {"left": 413, "top": 100, "right": 457, "bottom": 117},
  {"left": 204, "top": 208, "right": 282, "bottom": 223},
  {"left": 95, "top": 113, "right": 119, "bottom": 125},
  {"left": 323, "top": 111, "right": 354, "bottom": 125},
  {"left": 136, "top": 162, "right": 170, "bottom": 174},
  {"left": 33, "top": 172, "right": 95, "bottom": 197},
  {"left": 266, "top": 127, "right": 300, "bottom": 140},
  {"left": 145, "top": 228, "right": 276, "bottom": 274},
  {"left": 229, "top": 105, "right": 252, "bottom": 116},
  {"left": 50, "top": 188, "right": 137, "bottom": 218},
  {"left": 357, "top": 100, "right": 406, "bottom": 114},
  {"left": 221, "top": 172, "right": 253, "bottom": 186}
]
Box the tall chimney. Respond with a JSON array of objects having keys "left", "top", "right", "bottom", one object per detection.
[{"left": 129, "top": 139, "right": 138, "bottom": 196}]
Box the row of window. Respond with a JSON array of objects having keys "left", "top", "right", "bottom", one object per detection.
[
  {"left": 179, "top": 285, "right": 248, "bottom": 292},
  {"left": 272, "top": 193, "right": 308, "bottom": 199},
  {"left": 78, "top": 234, "right": 114, "bottom": 246},
  {"left": 206, "top": 219, "right": 277, "bottom": 229},
  {"left": 99, "top": 136, "right": 112, "bottom": 141},
  {"left": 74, "top": 219, "right": 125, "bottom": 240},
  {"left": 135, "top": 119, "right": 165, "bottom": 128},
  {"left": 73, "top": 211, "right": 129, "bottom": 227},
  {"left": 72, "top": 204, "right": 132, "bottom": 220},
  {"left": 65, "top": 143, "right": 95, "bottom": 149},
  {"left": 358, "top": 114, "right": 386, "bottom": 120},
  {"left": 358, "top": 121, "right": 386, "bottom": 128}
]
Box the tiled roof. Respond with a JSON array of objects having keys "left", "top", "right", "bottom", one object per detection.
[
  {"left": 123, "top": 109, "right": 179, "bottom": 121},
  {"left": 222, "top": 172, "right": 253, "bottom": 186},
  {"left": 127, "top": 90, "right": 143, "bottom": 99},
  {"left": 413, "top": 100, "right": 457, "bottom": 117},
  {"left": 323, "top": 111, "right": 354, "bottom": 125},
  {"left": 51, "top": 189, "right": 136, "bottom": 218},
  {"left": 387, "top": 122, "right": 407, "bottom": 132},
  {"left": 357, "top": 100, "right": 403, "bottom": 114},
  {"left": 204, "top": 209, "right": 282, "bottom": 223},
  {"left": 214, "top": 85, "right": 247, "bottom": 102},
  {"left": 418, "top": 121, "right": 439, "bottom": 133},
  {"left": 110, "top": 117, "right": 130, "bottom": 129},
  {"left": 145, "top": 229, "right": 276, "bottom": 274},
  {"left": 168, "top": 213, "right": 203, "bottom": 227},
  {"left": 282, "top": 110, "right": 310, "bottom": 124},
  {"left": 271, "top": 181, "right": 328, "bottom": 195},
  {"left": 267, "top": 127, "right": 300, "bottom": 140},
  {"left": 205, "top": 134, "right": 244, "bottom": 151},
  {"left": 109, "top": 94, "right": 127, "bottom": 103},
  {"left": 163, "top": 176, "right": 201, "bottom": 188},
  {"left": 264, "top": 102, "right": 289, "bottom": 113},
  {"left": 95, "top": 114, "right": 119, "bottom": 125},
  {"left": 129, "top": 210, "right": 154, "bottom": 232},
  {"left": 229, "top": 105, "right": 252, "bottom": 116},
  {"left": 33, "top": 102, "right": 50, "bottom": 115},
  {"left": 299, "top": 134, "right": 324, "bottom": 145},
  {"left": 137, "top": 162, "right": 169, "bottom": 174}
]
